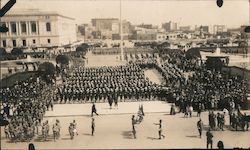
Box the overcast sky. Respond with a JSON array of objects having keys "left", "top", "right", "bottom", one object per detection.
[{"left": 1, "top": 0, "right": 249, "bottom": 28}]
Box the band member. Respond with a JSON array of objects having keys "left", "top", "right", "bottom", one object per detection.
[
  {"left": 132, "top": 115, "right": 137, "bottom": 139},
  {"left": 154, "top": 119, "right": 165, "bottom": 139},
  {"left": 69, "top": 123, "right": 74, "bottom": 140},
  {"left": 72, "top": 120, "right": 78, "bottom": 136}
]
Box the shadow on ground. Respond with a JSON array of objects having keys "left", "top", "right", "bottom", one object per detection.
[
  {"left": 147, "top": 137, "right": 160, "bottom": 140},
  {"left": 82, "top": 133, "right": 92, "bottom": 136},
  {"left": 186, "top": 135, "right": 199, "bottom": 138},
  {"left": 121, "top": 131, "right": 134, "bottom": 139},
  {"left": 61, "top": 137, "right": 72, "bottom": 140}
]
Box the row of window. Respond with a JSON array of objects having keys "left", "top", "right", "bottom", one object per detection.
[
  {"left": 157, "top": 36, "right": 166, "bottom": 39},
  {"left": 2, "top": 39, "right": 51, "bottom": 47},
  {"left": 157, "top": 35, "right": 177, "bottom": 39},
  {"left": 1, "top": 22, "right": 51, "bottom": 34}
]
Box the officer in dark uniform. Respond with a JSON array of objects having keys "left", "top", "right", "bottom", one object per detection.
[
  {"left": 91, "top": 103, "right": 99, "bottom": 117},
  {"left": 197, "top": 118, "right": 203, "bottom": 138},
  {"left": 91, "top": 118, "right": 95, "bottom": 136},
  {"left": 206, "top": 128, "right": 213, "bottom": 149}
]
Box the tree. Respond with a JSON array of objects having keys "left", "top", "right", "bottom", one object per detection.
[
  {"left": 76, "top": 46, "right": 84, "bottom": 53},
  {"left": 38, "top": 62, "right": 56, "bottom": 81},
  {"left": 205, "top": 57, "right": 223, "bottom": 71},
  {"left": 157, "top": 42, "right": 171, "bottom": 50},
  {"left": 150, "top": 41, "right": 158, "bottom": 49},
  {"left": 76, "top": 43, "right": 89, "bottom": 53},
  {"left": 239, "top": 41, "right": 248, "bottom": 47},
  {"left": 11, "top": 48, "right": 23, "bottom": 56},
  {"left": 0, "top": 48, "right": 7, "bottom": 60},
  {"left": 185, "top": 48, "right": 201, "bottom": 60},
  {"left": 56, "top": 54, "right": 70, "bottom": 65}
]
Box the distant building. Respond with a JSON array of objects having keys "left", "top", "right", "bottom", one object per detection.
[
  {"left": 0, "top": 9, "right": 77, "bottom": 48},
  {"left": 200, "top": 26, "right": 209, "bottom": 33},
  {"left": 240, "top": 25, "right": 250, "bottom": 53},
  {"left": 166, "top": 32, "right": 178, "bottom": 40},
  {"left": 91, "top": 18, "right": 119, "bottom": 31},
  {"left": 121, "top": 20, "right": 132, "bottom": 34},
  {"left": 137, "top": 24, "right": 153, "bottom": 29},
  {"left": 156, "top": 33, "right": 167, "bottom": 42},
  {"left": 91, "top": 18, "right": 132, "bottom": 40},
  {"left": 213, "top": 25, "right": 227, "bottom": 34},
  {"left": 162, "top": 21, "right": 178, "bottom": 32},
  {"left": 179, "top": 26, "right": 191, "bottom": 31},
  {"left": 133, "top": 26, "right": 158, "bottom": 41}
]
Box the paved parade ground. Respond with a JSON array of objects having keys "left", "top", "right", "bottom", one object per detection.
[
  {"left": 1, "top": 101, "right": 250, "bottom": 149},
  {"left": 45, "top": 101, "right": 171, "bottom": 117}
]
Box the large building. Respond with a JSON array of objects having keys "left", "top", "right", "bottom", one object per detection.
[
  {"left": 213, "top": 25, "right": 227, "bottom": 34},
  {"left": 0, "top": 9, "right": 77, "bottom": 48},
  {"left": 91, "top": 18, "right": 132, "bottom": 40},
  {"left": 179, "top": 26, "right": 191, "bottom": 32},
  {"left": 91, "top": 18, "right": 119, "bottom": 32},
  {"left": 133, "top": 26, "right": 158, "bottom": 41},
  {"left": 162, "top": 21, "right": 178, "bottom": 32}
]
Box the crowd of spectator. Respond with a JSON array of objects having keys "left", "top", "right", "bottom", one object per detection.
[
  {"left": 149, "top": 48, "right": 248, "bottom": 113},
  {"left": 0, "top": 78, "right": 54, "bottom": 142}
]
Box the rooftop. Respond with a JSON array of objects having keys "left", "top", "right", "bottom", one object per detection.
[{"left": 3, "top": 9, "right": 75, "bottom": 20}]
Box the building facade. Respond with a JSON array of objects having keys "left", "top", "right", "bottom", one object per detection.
[
  {"left": 91, "top": 18, "right": 119, "bottom": 32},
  {"left": 156, "top": 33, "right": 167, "bottom": 41},
  {"left": 133, "top": 26, "right": 158, "bottom": 41},
  {"left": 213, "top": 25, "right": 227, "bottom": 34},
  {"left": 179, "top": 26, "right": 191, "bottom": 32},
  {"left": 90, "top": 18, "right": 132, "bottom": 40},
  {"left": 162, "top": 21, "right": 178, "bottom": 32},
  {"left": 0, "top": 9, "right": 77, "bottom": 48}
]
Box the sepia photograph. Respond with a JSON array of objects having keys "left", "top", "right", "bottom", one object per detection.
[{"left": 0, "top": 0, "right": 249, "bottom": 149}]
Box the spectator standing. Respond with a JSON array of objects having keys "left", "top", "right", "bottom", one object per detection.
[
  {"left": 197, "top": 118, "right": 203, "bottom": 138},
  {"left": 206, "top": 128, "right": 214, "bottom": 149}
]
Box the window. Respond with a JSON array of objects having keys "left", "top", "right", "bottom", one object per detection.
[
  {"left": 11, "top": 22, "right": 16, "bottom": 34},
  {"left": 47, "top": 39, "right": 51, "bottom": 44},
  {"left": 22, "top": 40, "right": 26, "bottom": 46},
  {"left": 12, "top": 40, "right": 16, "bottom": 47},
  {"left": 31, "top": 22, "right": 36, "bottom": 33},
  {"left": 0, "top": 22, "right": 6, "bottom": 27},
  {"left": 21, "top": 22, "right": 27, "bottom": 33},
  {"left": 46, "top": 22, "right": 51, "bottom": 32},
  {"left": 33, "top": 39, "right": 36, "bottom": 44},
  {"left": 2, "top": 40, "right": 6, "bottom": 47},
  {"left": 0, "top": 22, "right": 7, "bottom": 34}
]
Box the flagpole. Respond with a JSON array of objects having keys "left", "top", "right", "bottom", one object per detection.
[{"left": 120, "top": 0, "right": 124, "bottom": 61}]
